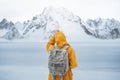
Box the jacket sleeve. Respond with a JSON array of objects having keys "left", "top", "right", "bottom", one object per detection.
[
  {"left": 68, "top": 47, "right": 78, "bottom": 69},
  {"left": 46, "top": 35, "right": 55, "bottom": 53}
]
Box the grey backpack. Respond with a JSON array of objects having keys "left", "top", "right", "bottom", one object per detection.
[{"left": 48, "top": 45, "right": 69, "bottom": 80}]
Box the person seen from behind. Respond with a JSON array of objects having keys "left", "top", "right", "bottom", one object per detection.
[{"left": 46, "top": 30, "right": 78, "bottom": 80}]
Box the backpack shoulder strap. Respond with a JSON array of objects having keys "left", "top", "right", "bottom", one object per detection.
[
  {"left": 62, "top": 45, "right": 69, "bottom": 50},
  {"left": 55, "top": 43, "right": 60, "bottom": 49}
]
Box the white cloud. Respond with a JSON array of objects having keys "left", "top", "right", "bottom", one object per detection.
[{"left": 0, "top": 0, "right": 120, "bottom": 22}]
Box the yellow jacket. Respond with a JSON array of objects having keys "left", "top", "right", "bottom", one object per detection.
[{"left": 46, "top": 31, "right": 78, "bottom": 80}]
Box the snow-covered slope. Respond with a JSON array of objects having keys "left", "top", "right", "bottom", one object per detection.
[
  {"left": 21, "top": 14, "right": 47, "bottom": 42},
  {"left": 15, "top": 22, "right": 24, "bottom": 35}
]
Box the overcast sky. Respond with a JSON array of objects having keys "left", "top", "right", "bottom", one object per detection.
[{"left": 0, "top": 0, "right": 120, "bottom": 23}]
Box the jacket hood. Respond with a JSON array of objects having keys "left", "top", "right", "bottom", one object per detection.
[{"left": 54, "top": 31, "right": 68, "bottom": 49}]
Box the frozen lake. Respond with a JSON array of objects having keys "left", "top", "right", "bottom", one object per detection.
[{"left": 0, "top": 42, "right": 120, "bottom": 80}]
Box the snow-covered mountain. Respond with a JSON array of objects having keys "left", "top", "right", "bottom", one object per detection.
[
  {"left": 42, "top": 7, "right": 88, "bottom": 41},
  {"left": 85, "top": 18, "right": 120, "bottom": 39},
  {"left": 0, "top": 7, "right": 120, "bottom": 42},
  {"left": 0, "top": 18, "right": 14, "bottom": 29},
  {"left": 0, "top": 19, "right": 22, "bottom": 40}
]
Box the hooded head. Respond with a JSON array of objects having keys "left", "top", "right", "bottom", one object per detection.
[{"left": 54, "top": 31, "right": 68, "bottom": 49}]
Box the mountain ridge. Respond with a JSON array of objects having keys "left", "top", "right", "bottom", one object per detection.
[{"left": 0, "top": 7, "right": 120, "bottom": 42}]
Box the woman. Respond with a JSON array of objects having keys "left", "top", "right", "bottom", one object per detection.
[{"left": 46, "top": 31, "right": 78, "bottom": 80}]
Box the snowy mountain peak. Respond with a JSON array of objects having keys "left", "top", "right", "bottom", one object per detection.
[
  {"left": 42, "top": 6, "right": 80, "bottom": 23},
  {"left": 0, "top": 18, "right": 14, "bottom": 29},
  {"left": 0, "top": 18, "right": 7, "bottom": 24}
]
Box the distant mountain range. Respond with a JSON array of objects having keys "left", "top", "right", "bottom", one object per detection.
[{"left": 0, "top": 7, "right": 120, "bottom": 41}]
